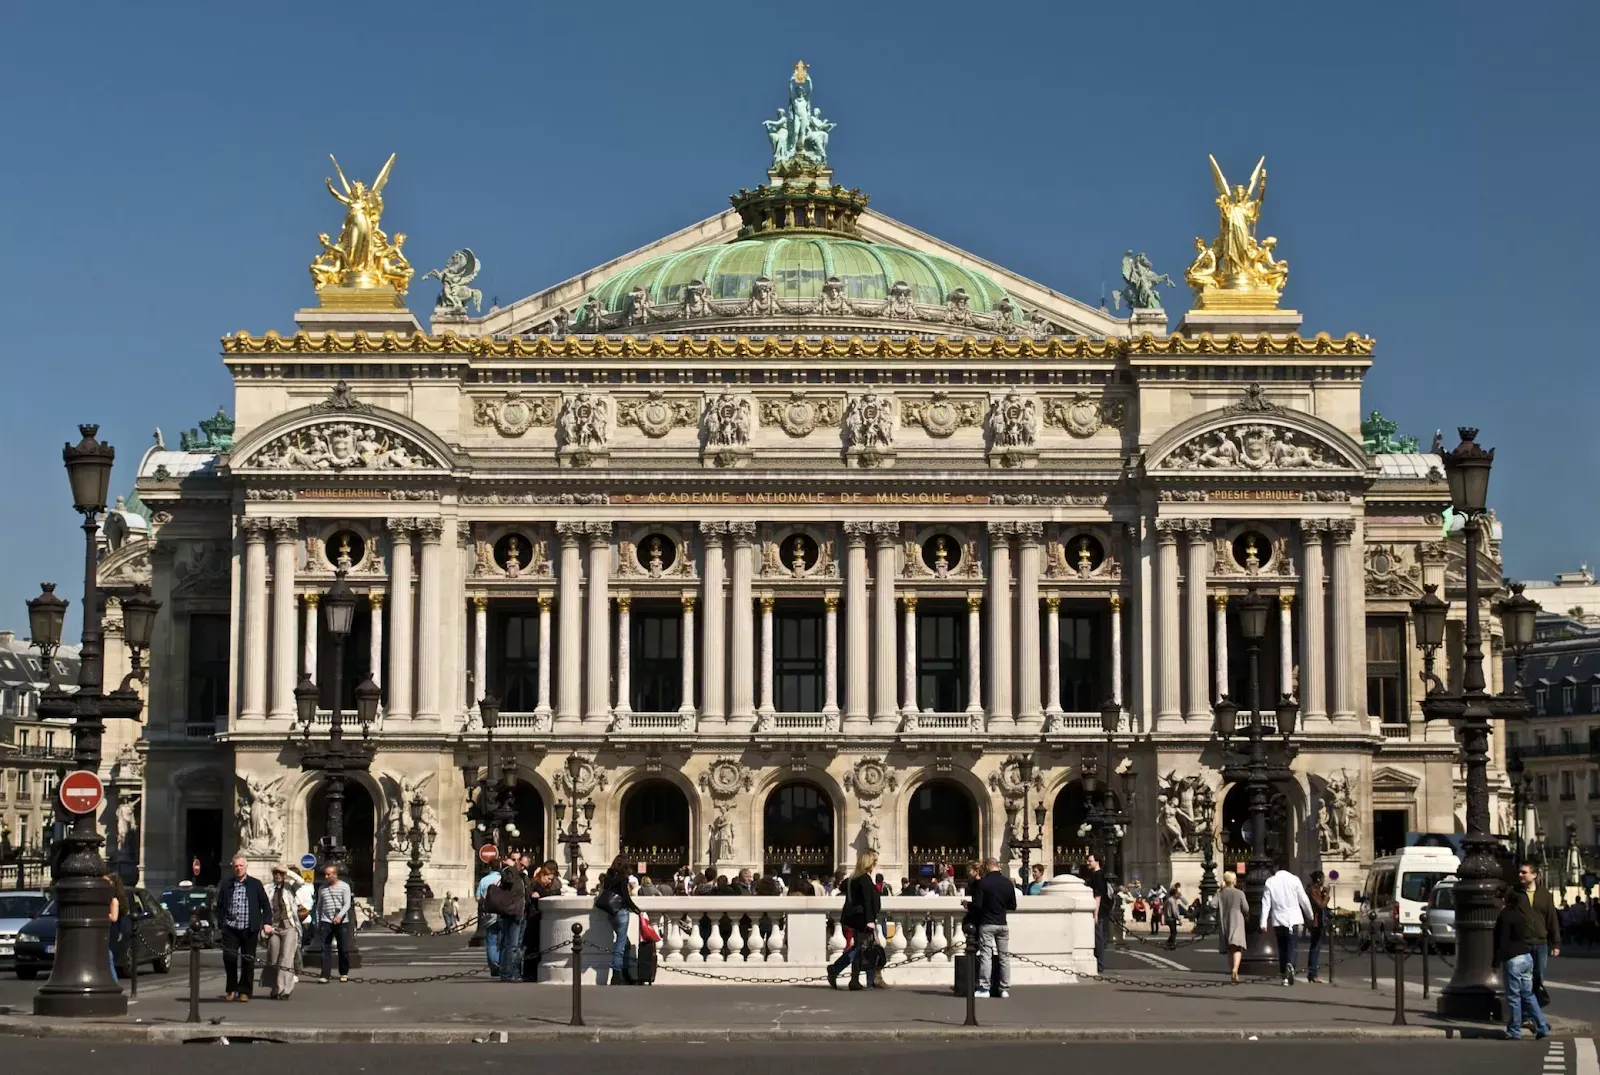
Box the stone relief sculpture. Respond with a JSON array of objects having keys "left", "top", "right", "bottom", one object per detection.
[
  {"left": 857, "top": 804, "right": 882, "bottom": 854},
  {"left": 842, "top": 392, "right": 895, "bottom": 461},
  {"left": 385, "top": 774, "right": 438, "bottom": 857},
  {"left": 422, "top": 248, "right": 483, "bottom": 315},
  {"left": 700, "top": 758, "right": 753, "bottom": 800},
  {"left": 473, "top": 391, "right": 556, "bottom": 438},
  {"left": 1113, "top": 250, "right": 1175, "bottom": 311},
  {"left": 237, "top": 774, "right": 285, "bottom": 858},
  {"left": 844, "top": 758, "right": 897, "bottom": 802},
  {"left": 248, "top": 423, "right": 435, "bottom": 471},
  {"left": 1156, "top": 772, "right": 1205, "bottom": 854},
  {"left": 760, "top": 392, "right": 843, "bottom": 438},
  {"left": 985, "top": 390, "right": 1037, "bottom": 449},
  {"left": 1318, "top": 770, "right": 1360, "bottom": 858},
  {"left": 901, "top": 392, "right": 980, "bottom": 438},
  {"left": 708, "top": 806, "right": 735, "bottom": 867},
  {"left": 557, "top": 392, "right": 610, "bottom": 450},
  {"left": 617, "top": 391, "right": 695, "bottom": 438},
  {"left": 115, "top": 793, "right": 141, "bottom": 855},
  {"left": 1163, "top": 424, "right": 1342, "bottom": 471},
  {"left": 1043, "top": 394, "right": 1123, "bottom": 439},
  {"left": 702, "top": 391, "right": 752, "bottom": 459}
]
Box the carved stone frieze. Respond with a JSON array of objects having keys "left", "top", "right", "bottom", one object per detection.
[
  {"left": 1365, "top": 542, "right": 1423, "bottom": 597},
  {"left": 473, "top": 391, "right": 556, "bottom": 437},
  {"left": 461, "top": 492, "right": 609, "bottom": 505},
  {"left": 842, "top": 392, "right": 896, "bottom": 466},
  {"left": 1161, "top": 424, "right": 1342, "bottom": 471},
  {"left": 759, "top": 392, "right": 842, "bottom": 438},
  {"left": 617, "top": 391, "right": 697, "bottom": 438},
  {"left": 1044, "top": 393, "right": 1125, "bottom": 438},
  {"left": 245, "top": 422, "right": 439, "bottom": 471},
  {"left": 901, "top": 392, "right": 981, "bottom": 438}
]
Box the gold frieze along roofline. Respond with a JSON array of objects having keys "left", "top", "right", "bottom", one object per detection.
[{"left": 222, "top": 330, "right": 1373, "bottom": 360}]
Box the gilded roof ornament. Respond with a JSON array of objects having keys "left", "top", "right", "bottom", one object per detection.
[
  {"left": 309, "top": 153, "right": 414, "bottom": 309},
  {"left": 1185, "top": 155, "right": 1289, "bottom": 311}
]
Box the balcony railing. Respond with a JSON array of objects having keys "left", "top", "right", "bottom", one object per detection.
[
  {"left": 612, "top": 711, "right": 696, "bottom": 735},
  {"left": 1511, "top": 742, "right": 1594, "bottom": 760},
  {"left": 185, "top": 720, "right": 219, "bottom": 739},
  {"left": 1380, "top": 723, "right": 1411, "bottom": 741},
  {"left": 901, "top": 712, "right": 982, "bottom": 735},
  {"left": 755, "top": 712, "right": 840, "bottom": 735}
]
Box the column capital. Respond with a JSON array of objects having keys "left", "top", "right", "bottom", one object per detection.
[
  {"left": 1326, "top": 518, "right": 1356, "bottom": 543},
  {"left": 1109, "top": 592, "right": 1122, "bottom": 613},
  {"left": 1183, "top": 518, "right": 1213, "bottom": 542},
  {"left": 304, "top": 592, "right": 320, "bottom": 608},
  {"left": 538, "top": 593, "right": 554, "bottom": 611},
  {"left": 556, "top": 521, "right": 584, "bottom": 546},
  {"left": 986, "top": 520, "right": 1016, "bottom": 538},
  {"left": 842, "top": 522, "right": 872, "bottom": 546},
  {"left": 471, "top": 595, "right": 487, "bottom": 612},
  {"left": 681, "top": 593, "right": 697, "bottom": 611},
  {"left": 584, "top": 520, "right": 614, "bottom": 539},
  {"left": 901, "top": 593, "right": 918, "bottom": 610},
  {"left": 1154, "top": 518, "right": 1185, "bottom": 542},
  {"left": 1015, "top": 521, "right": 1044, "bottom": 544},
  {"left": 385, "top": 516, "right": 418, "bottom": 536},
  {"left": 967, "top": 593, "right": 983, "bottom": 612},
  {"left": 1418, "top": 540, "right": 1449, "bottom": 565},
  {"left": 870, "top": 521, "right": 900, "bottom": 545},
  {"left": 1044, "top": 593, "right": 1060, "bottom": 612},
  {"left": 1299, "top": 517, "right": 1330, "bottom": 538},
  {"left": 759, "top": 593, "right": 775, "bottom": 611},
  {"left": 729, "top": 521, "right": 758, "bottom": 545},
  {"left": 416, "top": 517, "right": 445, "bottom": 542},
  {"left": 617, "top": 594, "right": 631, "bottom": 611},
  {"left": 270, "top": 517, "right": 299, "bottom": 540},
  {"left": 824, "top": 594, "right": 840, "bottom": 612},
  {"left": 1213, "top": 591, "right": 1230, "bottom": 611},
  {"left": 698, "top": 521, "right": 731, "bottom": 537},
  {"left": 369, "top": 592, "right": 384, "bottom": 609},
  {"left": 241, "top": 516, "right": 272, "bottom": 540}
]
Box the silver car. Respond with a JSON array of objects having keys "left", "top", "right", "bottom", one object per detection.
[
  {"left": 1423, "top": 877, "right": 1456, "bottom": 951},
  {"left": 0, "top": 892, "right": 50, "bottom": 969}
]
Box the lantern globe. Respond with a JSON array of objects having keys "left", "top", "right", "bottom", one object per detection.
[
  {"left": 64, "top": 425, "right": 115, "bottom": 515},
  {"left": 322, "top": 570, "right": 359, "bottom": 639},
  {"left": 1238, "top": 589, "right": 1269, "bottom": 642},
  {"left": 1411, "top": 584, "right": 1449, "bottom": 650},
  {"left": 120, "top": 583, "right": 161, "bottom": 651},
  {"left": 27, "top": 583, "right": 67, "bottom": 651}
]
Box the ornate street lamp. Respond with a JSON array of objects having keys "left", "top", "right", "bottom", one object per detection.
[
  {"left": 33, "top": 425, "right": 160, "bottom": 1018},
  {"left": 1006, "top": 755, "right": 1044, "bottom": 888},
  {"left": 1415, "top": 427, "right": 1535, "bottom": 1021},
  {"left": 399, "top": 791, "right": 430, "bottom": 935},
  {"left": 1215, "top": 587, "right": 1299, "bottom": 977},
  {"left": 555, "top": 754, "right": 595, "bottom": 877},
  {"left": 466, "top": 694, "right": 514, "bottom": 948}
]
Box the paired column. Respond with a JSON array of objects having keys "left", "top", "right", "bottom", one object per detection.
[
  {"left": 1213, "top": 592, "right": 1229, "bottom": 702},
  {"left": 986, "top": 522, "right": 1014, "bottom": 723},
  {"left": 368, "top": 593, "right": 383, "bottom": 690},
  {"left": 843, "top": 524, "right": 871, "bottom": 727},
  {"left": 614, "top": 594, "right": 632, "bottom": 717},
  {"left": 1328, "top": 519, "right": 1356, "bottom": 722},
  {"left": 1043, "top": 594, "right": 1062, "bottom": 717},
  {"left": 1299, "top": 519, "right": 1328, "bottom": 724},
  {"left": 585, "top": 523, "right": 613, "bottom": 722},
  {"left": 872, "top": 523, "right": 900, "bottom": 724},
  {"left": 535, "top": 594, "right": 553, "bottom": 717},
  {"left": 698, "top": 523, "right": 728, "bottom": 720},
  {"left": 679, "top": 595, "right": 696, "bottom": 716},
  {"left": 555, "top": 524, "right": 584, "bottom": 727},
  {"left": 414, "top": 518, "right": 444, "bottom": 721},
  {"left": 302, "top": 593, "right": 319, "bottom": 678},
  {"left": 1015, "top": 523, "right": 1044, "bottom": 725},
  {"left": 901, "top": 594, "right": 918, "bottom": 715},
  {"left": 1183, "top": 519, "right": 1212, "bottom": 723},
  {"left": 1109, "top": 593, "right": 1124, "bottom": 709},
  {"left": 758, "top": 594, "right": 776, "bottom": 715},
  {"left": 1278, "top": 594, "right": 1294, "bottom": 700},
  {"left": 729, "top": 522, "right": 757, "bottom": 721},
  {"left": 269, "top": 519, "right": 298, "bottom": 719},
  {"left": 822, "top": 594, "right": 840, "bottom": 717},
  {"left": 385, "top": 518, "right": 415, "bottom": 719},
  {"left": 1153, "top": 520, "right": 1182, "bottom": 730},
  {"left": 966, "top": 594, "right": 984, "bottom": 716},
  {"left": 472, "top": 595, "right": 487, "bottom": 707},
  {"left": 240, "top": 518, "right": 270, "bottom": 720}
]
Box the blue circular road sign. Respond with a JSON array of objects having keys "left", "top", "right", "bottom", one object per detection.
[{"left": 300, "top": 853, "right": 318, "bottom": 870}]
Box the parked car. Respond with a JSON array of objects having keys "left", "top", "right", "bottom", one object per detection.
[
  {"left": 1359, "top": 845, "right": 1460, "bottom": 947},
  {"left": 158, "top": 885, "right": 218, "bottom": 948},
  {"left": 1423, "top": 877, "right": 1457, "bottom": 951},
  {"left": 13, "top": 887, "right": 176, "bottom": 979},
  {"left": 0, "top": 892, "right": 50, "bottom": 969}
]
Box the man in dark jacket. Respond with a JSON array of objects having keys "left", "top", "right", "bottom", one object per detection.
[
  {"left": 1496, "top": 892, "right": 1551, "bottom": 1038},
  {"left": 963, "top": 857, "right": 1017, "bottom": 998},
  {"left": 494, "top": 854, "right": 529, "bottom": 983},
  {"left": 214, "top": 855, "right": 272, "bottom": 1001},
  {"left": 1514, "top": 862, "right": 1561, "bottom": 999}
]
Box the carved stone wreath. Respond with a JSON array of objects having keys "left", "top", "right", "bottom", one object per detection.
[
  {"left": 473, "top": 391, "right": 556, "bottom": 437},
  {"left": 552, "top": 755, "right": 607, "bottom": 799},
  {"left": 902, "top": 392, "right": 981, "bottom": 438},
  {"left": 988, "top": 758, "right": 1046, "bottom": 801},
  {"left": 760, "top": 392, "right": 843, "bottom": 438},
  {"left": 618, "top": 391, "right": 698, "bottom": 438},
  {"left": 844, "top": 757, "right": 898, "bottom": 802},
  {"left": 699, "top": 758, "right": 753, "bottom": 799},
  {"left": 1044, "top": 394, "right": 1122, "bottom": 438}
]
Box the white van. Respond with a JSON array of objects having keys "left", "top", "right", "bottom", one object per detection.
[{"left": 1361, "top": 846, "right": 1460, "bottom": 943}]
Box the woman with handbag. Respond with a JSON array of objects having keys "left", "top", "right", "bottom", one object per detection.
[
  {"left": 826, "top": 850, "right": 881, "bottom": 991},
  {"left": 595, "top": 856, "right": 641, "bottom": 985}
]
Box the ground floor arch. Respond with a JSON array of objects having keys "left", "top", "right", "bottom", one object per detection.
[
  {"left": 1221, "top": 781, "right": 1292, "bottom": 869},
  {"left": 618, "top": 778, "right": 690, "bottom": 878},
  {"left": 762, "top": 780, "right": 834, "bottom": 877},
  {"left": 505, "top": 778, "right": 546, "bottom": 861},
  {"left": 907, "top": 779, "right": 978, "bottom": 879},
  {"left": 308, "top": 778, "right": 378, "bottom": 898}
]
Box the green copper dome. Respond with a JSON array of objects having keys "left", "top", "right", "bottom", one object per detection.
[{"left": 586, "top": 235, "right": 1021, "bottom": 320}]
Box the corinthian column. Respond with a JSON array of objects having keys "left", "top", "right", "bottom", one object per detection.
[
  {"left": 901, "top": 594, "right": 918, "bottom": 716},
  {"left": 1279, "top": 593, "right": 1295, "bottom": 700},
  {"left": 385, "top": 518, "right": 415, "bottom": 720},
  {"left": 1213, "top": 592, "right": 1229, "bottom": 702},
  {"left": 535, "top": 593, "right": 553, "bottom": 719},
  {"left": 698, "top": 522, "right": 728, "bottom": 721},
  {"left": 1015, "top": 522, "right": 1044, "bottom": 727},
  {"left": 471, "top": 595, "right": 487, "bottom": 707},
  {"left": 555, "top": 524, "right": 583, "bottom": 728},
  {"left": 1110, "top": 593, "right": 1124, "bottom": 708},
  {"left": 679, "top": 594, "right": 696, "bottom": 717},
  {"left": 872, "top": 523, "right": 899, "bottom": 726},
  {"left": 843, "top": 524, "right": 871, "bottom": 729},
  {"left": 1153, "top": 520, "right": 1182, "bottom": 731},
  {"left": 614, "top": 594, "right": 632, "bottom": 718},
  {"left": 1328, "top": 518, "right": 1356, "bottom": 723},
  {"left": 729, "top": 522, "right": 757, "bottom": 723},
  {"left": 1183, "top": 520, "right": 1212, "bottom": 724},
  {"left": 758, "top": 594, "right": 776, "bottom": 715},
  {"left": 1299, "top": 519, "right": 1328, "bottom": 726},
  {"left": 1044, "top": 594, "right": 1062, "bottom": 718},
  {"left": 368, "top": 593, "right": 383, "bottom": 690},
  {"left": 240, "top": 517, "right": 270, "bottom": 720},
  {"left": 585, "top": 523, "right": 613, "bottom": 723},
  {"left": 269, "top": 519, "right": 298, "bottom": 720},
  {"left": 966, "top": 594, "right": 984, "bottom": 717},
  {"left": 823, "top": 593, "right": 840, "bottom": 717},
  {"left": 986, "top": 522, "right": 1014, "bottom": 724},
  {"left": 414, "top": 518, "right": 444, "bottom": 722},
  {"left": 302, "top": 593, "right": 319, "bottom": 678}
]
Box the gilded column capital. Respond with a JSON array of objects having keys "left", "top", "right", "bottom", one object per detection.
[
  {"left": 681, "top": 593, "right": 697, "bottom": 611},
  {"left": 584, "top": 521, "right": 614, "bottom": 540},
  {"left": 1109, "top": 593, "right": 1122, "bottom": 613},
  {"left": 241, "top": 516, "right": 272, "bottom": 540},
  {"left": 1213, "top": 591, "right": 1230, "bottom": 611},
  {"left": 556, "top": 521, "right": 585, "bottom": 546},
  {"left": 1279, "top": 592, "right": 1294, "bottom": 611},
  {"left": 471, "top": 595, "right": 487, "bottom": 612},
  {"left": 385, "top": 516, "right": 418, "bottom": 536},
  {"left": 729, "top": 521, "right": 758, "bottom": 545},
  {"left": 1326, "top": 518, "right": 1356, "bottom": 543},
  {"left": 416, "top": 517, "right": 445, "bottom": 542},
  {"left": 369, "top": 592, "right": 384, "bottom": 609},
  {"left": 537, "top": 593, "right": 553, "bottom": 611},
  {"left": 1015, "top": 521, "right": 1044, "bottom": 544},
  {"left": 901, "top": 593, "right": 918, "bottom": 611},
  {"left": 270, "top": 517, "right": 300, "bottom": 540},
  {"left": 842, "top": 522, "right": 872, "bottom": 546},
  {"left": 617, "top": 595, "right": 631, "bottom": 611},
  {"left": 1044, "top": 594, "right": 1060, "bottom": 612},
  {"left": 824, "top": 594, "right": 840, "bottom": 612},
  {"left": 304, "top": 592, "right": 320, "bottom": 608},
  {"left": 966, "top": 593, "right": 983, "bottom": 612},
  {"left": 759, "top": 593, "right": 775, "bottom": 611}
]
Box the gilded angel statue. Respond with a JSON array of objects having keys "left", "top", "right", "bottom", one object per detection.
[
  {"left": 1187, "top": 154, "right": 1288, "bottom": 307},
  {"left": 311, "top": 153, "right": 412, "bottom": 295}
]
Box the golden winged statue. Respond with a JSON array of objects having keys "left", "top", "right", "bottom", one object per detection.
[
  {"left": 1186, "top": 154, "right": 1288, "bottom": 309},
  {"left": 310, "top": 152, "right": 413, "bottom": 298}
]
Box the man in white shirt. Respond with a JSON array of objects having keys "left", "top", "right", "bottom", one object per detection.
[{"left": 1259, "top": 867, "right": 1315, "bottom": 986}]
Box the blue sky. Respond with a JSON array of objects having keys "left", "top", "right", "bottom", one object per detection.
[{"left": 1, "top": 0, "right": 1594, "bottom": 635}]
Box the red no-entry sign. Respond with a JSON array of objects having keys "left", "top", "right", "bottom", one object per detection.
[
  {"left": 479, "top": 843, "right": 499, "bottom": 865},
  {"left": 59, "top": 770, "right": 104, "bottom": 815}
]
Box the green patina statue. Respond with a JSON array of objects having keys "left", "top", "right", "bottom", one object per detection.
[
  {"left": 1114, "top": 250, "right": 1174, "bottom": 311},
  {"left": 180, "top": 408, "right": 235, "bottom": 452},
  {"left": 1360, "top": 411, "right": 1420, "bottom": 455},
  {"left": 764, "top": 60, "right": 836, "bottom": 172}
]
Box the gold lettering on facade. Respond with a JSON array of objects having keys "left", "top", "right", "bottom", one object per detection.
[
  {"left": 614, "top": 491, "right": 991, "bottom": 505},
  {"left": 1207, "top": 489, "right": 1305, "bottom": 502}
]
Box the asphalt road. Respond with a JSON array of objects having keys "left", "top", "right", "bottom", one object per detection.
[{"left": 0, "top": 1038, "right": 1584, "bottom": 1073}]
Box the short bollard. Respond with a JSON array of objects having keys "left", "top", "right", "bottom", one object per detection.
[
  {"left": 186, "top": 923, "right": 202, "bottom": 1024},
  {"left": 1392, "top": 944, "right": 1407, "bottom": 1026},
  {"left": 1368, "top": 910, "right": 1379, "bottom": 991},
  {"left": 963, "top": 924, "right": 979, "bottom": 1028},
  {"left": 128, "top": 934, "right": 139, "bottom": 998},
  {"left": 569, "top": 923, "right": 585, "bottom": 1028},
  {"left": 1326, "top": 916, "right": 1335, "bottom": 986},
  {"left": 1419, "top": 910, "right": 1430, "bottom": 999}
]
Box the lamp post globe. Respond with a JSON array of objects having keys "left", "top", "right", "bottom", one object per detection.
[
  {"left": 62, "top": 425, "right": 115, "bottom": 516},
  {"left": 322, "top": 569, "right": 359, "bottom": 639},
  {"left": 27, "top": 583, "right": 67, "bottom": 660},
  {"left": 118, "top": 583, "right": 160, "bottom": 654},
  {"left": 1442, "top": 427, "right": 1494, "bottom": 516}
]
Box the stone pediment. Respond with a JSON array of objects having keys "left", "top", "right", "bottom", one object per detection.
[
  {"left": 228, "top": 384, "right": 455, "bottom": 473},
  {"left": 1145, "top": 387, "right": 1368, "bottom": 475}
]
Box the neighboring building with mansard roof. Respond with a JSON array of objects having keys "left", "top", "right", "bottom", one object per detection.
[{"left": 107, "top": 65, "right": 1516, "bottom": 908}]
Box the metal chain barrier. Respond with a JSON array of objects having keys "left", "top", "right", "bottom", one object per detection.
[
  {"left": 376, "top": 914, "right": 480, "bottom": 937},
  {"left": 1010, "top": 950, "right": 1281, "bottom": 989}
]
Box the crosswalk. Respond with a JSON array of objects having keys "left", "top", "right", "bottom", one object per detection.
[{"left": 1547, "top": 1039, "right": 1568, "bottom": 1074}]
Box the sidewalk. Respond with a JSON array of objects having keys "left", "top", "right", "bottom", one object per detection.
[{"left": 0, "top": 963, "right": 1581, "bottom": 1043}]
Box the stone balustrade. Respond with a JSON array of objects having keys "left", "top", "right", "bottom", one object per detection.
[{"left": 535, "top": 874, "right": 1097, "bottom": 985}]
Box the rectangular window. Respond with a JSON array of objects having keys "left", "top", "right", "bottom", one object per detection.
[
  {"left": 186, "top": 613, "right": 230, "bottom": 725},
  {"left": 1538, "top": 774, "right": 1550, "bottom": 801},
  {"left": 1536, "top": 689, "right": 1548, "bottom": 715},
  {"left": 17, "top": 771, "right": 29, "bottom": 797},
  {"left": 776, "top": 602, "right": 825, "bottom": 712},
  {"left": 917, "top": 604, "right": 967, "bottom": 712},
  {"left": 1508, "top": 730, "right": 1520, "bottom": 750},
  {"left": 1563, "top": 771, "right": 1576, "bottom": 800},
  {"left": 1060, "top": 612, "right": 1102, "bottom": 712},
  {"left": 1589, "top": 769, "right": 1598, "bottom": 799},
  {"left": 1366, "top": 617, "right": 1406, "bottom": 722},
  {"left": 1536, "top": 730, "right": 1548, "bottom": 748},
  {"left": 492, "top": 612, "right": 541, "bottom": 712},
  {"left": 1565, "top": 686, "right": 1577, "bottom": 714},
  {"left": 1563, "top": 727, "right": 1575, "bottom": 747},
  {"left": 1592, "top": 685, "right": 1600, "bottom": 712},
  {"left": 16, "top": 730, "right": 27, "bottom": 749},
  {"left": 630, "top": 602, "right": 682, "bottom": 712},
  {"left": 17, "top": 816, "right": 27, "bottom": 849}
]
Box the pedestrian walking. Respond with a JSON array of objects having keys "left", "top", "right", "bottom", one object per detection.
[
  {"left": 476, "top": 865, "right": 502, "bottom": 975},
  {"left": 441, "top": 892, "right": 459, "bottom": 933},
  {"left": 1217, "top": 871, "right": 1248, "bottom": 982},
  {"left": 1497, "top": 892, "right": 1551, "bottom": 1039},
  {"left": 1259, "top": 863, "right": 1313, "bottom": 986},
  {"left": 216, "top": 855, "right": 273, "bottom": 1001},
  {"left": 964, "top": 856, "right": 1016, "bottom": 998},
  {"left": 1162, "top": 884, "right": 1185, "bottom": 949},
  {"left": 1512, "top": 861, "right": 1560, "bottom": 1006},
  {"left": 1305, "top": 870, "right": 1329, "bottom": 983},
  {"left": 595, "top": 856, "right": 641, "bottom": 985},
  {"left": 264, "top": 865, "right": 305, "bottom": 999},
  {"left": 106, "top": 872, "right": 130, "bottom": 982},
  {"left": 827, "top": 850, "right": 882, "bottom": 991},
  {"left": 314, "top": 864, "right": 354, "bottom": 983}
]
